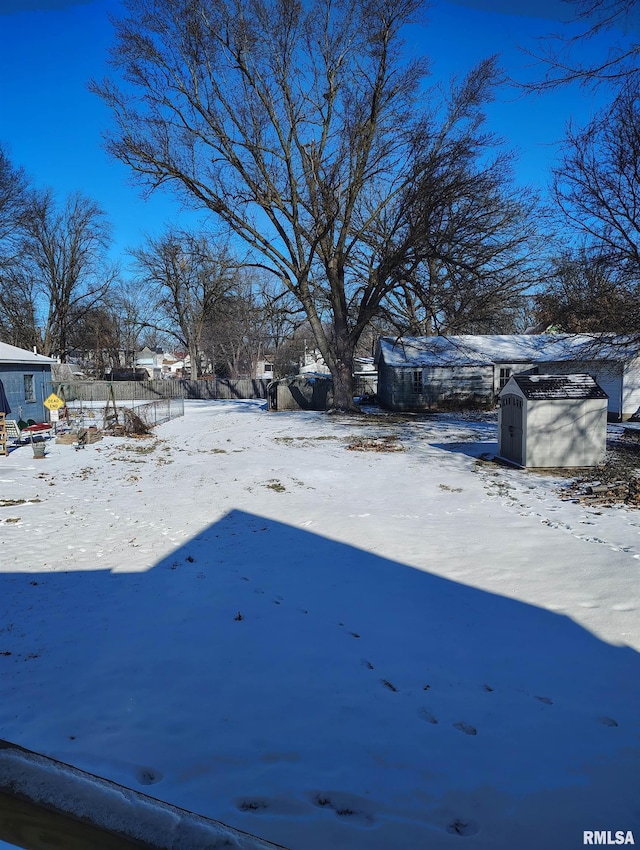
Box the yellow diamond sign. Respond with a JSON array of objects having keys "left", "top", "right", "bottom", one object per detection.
[{"left": 44, "top": 392, "right": 65, "bottom": 411}]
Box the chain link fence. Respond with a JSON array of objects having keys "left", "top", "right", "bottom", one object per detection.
[
  {"left": 134, "top": 398, "right": 185, "bottom": 428},
  {"left": 63, "top": 397, "right": 184, "bottom": 432}
]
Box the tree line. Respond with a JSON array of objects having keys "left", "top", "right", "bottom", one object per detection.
[
  {"left": 0, "top": 154, "right": 307, "bottom": 380},
  {"left": 1, "top": 0, "right": 639, "bottom": 406}
]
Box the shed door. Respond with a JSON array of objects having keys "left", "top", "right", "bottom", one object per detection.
[{"left": 500, "top": 394, "right": 523, "bottom": 465}]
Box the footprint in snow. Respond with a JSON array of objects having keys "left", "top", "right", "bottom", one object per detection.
[
  {"left": 237, "top": 798, "right": 270, "bottom": 812},
  {"left": 419, "top": 707, "right": 438, "bottom": 725},
  {"left": 447, "top": 819, "right": 479, "bottom": 837},
  {"left": 453, "top": 721, "right": 477, "bottom": 736},
  {"left": 310, "top": 792, "right": 376, "bottom": 825},
  {"left": 135, "top": 766, "right": 163, "bottom": 786}
]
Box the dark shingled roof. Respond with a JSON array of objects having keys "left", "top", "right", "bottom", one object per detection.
[{"left": 509, "top": 374, "right": 608, "bottom": 401}]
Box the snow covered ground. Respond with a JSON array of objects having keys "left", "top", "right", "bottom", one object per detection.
[{"left": 1, "top": 400, "right": 638, "bottom": 849}]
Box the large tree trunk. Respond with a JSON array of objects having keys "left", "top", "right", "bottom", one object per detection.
[
  {"left": 329, "top": 319, "right": 359, "bottom": 413},
  {"left": 189, "top": 343, "right": 199, "bottom": 380},
  {"left": 331, "top": 358, "right": 357, "bottom": 412}
]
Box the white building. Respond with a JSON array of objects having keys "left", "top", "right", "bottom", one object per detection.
[
  {"left": 375, "top": 334, "right": 640, "bottom": 419},
  {"left": 299, "top": 346, "right": 330, "bottom": 375},
  {"left": 498, "top": 374, "right": 608, "bottom": 468}
]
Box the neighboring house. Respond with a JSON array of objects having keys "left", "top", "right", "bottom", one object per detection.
[
  {"left": 255, "top": 358, "right": 275, "bottom": 380},
  {"left": 299, "top": 346, "right": 331, "bottom": 375},
  {"left": 161, "top": 353, "right": 183, "bottom": 377},
  {"left": 166, "top": 355, "right": 190, "bottom": 378},
  {"left": 134, "top": 348, "right": 190, "bottom": 379},
  {"left": 375, "top": 335, "right": 640, "bottom": 419},
  {"left": 135, "top": 346, "right": 165, "bottom": 379},
  {"left": 498, "top": 374, "right": 608, "bottom": 468},
  {"left": 0, "top": 342, "right": 56, "bottom": 424}
]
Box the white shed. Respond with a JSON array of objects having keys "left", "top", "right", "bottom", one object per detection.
[{"left": 498, "top": 374, "right": 608, "bottom": 468}]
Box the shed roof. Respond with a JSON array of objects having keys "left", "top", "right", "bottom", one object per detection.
[
  {"left": 376, "top": 334, "right": 637, "bottom": 368},
  {"left": 508, "top": 374, "right": 609, "bottom": 401},
  {"left": 0, "top": 341, "right": 56, "bottom": 366}
]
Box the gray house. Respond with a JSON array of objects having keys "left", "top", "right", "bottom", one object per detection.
[
  {"left": 498, "top": 374, "right": 608, "bottom": 468},
  {"left": 375, "top": 335, "right": 640, "bottom": 419},
  {"left": 0, "top": 342, "right": 56, "bottom": 424}
]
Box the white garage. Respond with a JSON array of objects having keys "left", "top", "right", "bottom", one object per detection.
[{"left": 498, "top": 374, "right": 608, "bottom": 468}]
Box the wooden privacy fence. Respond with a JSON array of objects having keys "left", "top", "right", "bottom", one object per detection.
[
  {"left": 179, "top": 378, "right": 270, "bottom": 400},
  {"left": 51, "top": 376, "right": 378, "bottom": 405},
  {"left": 51, "top": 379, "right": 271, "bottom": 403}
]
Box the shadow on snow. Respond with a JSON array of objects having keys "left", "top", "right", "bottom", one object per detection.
[
  {"left": 0, "top": 510, "right": 638, "bottom": 849},
  {"left": 429, "top": 440, "right": 499, "bottom": 460}
]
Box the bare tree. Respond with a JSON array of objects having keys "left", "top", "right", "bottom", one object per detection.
[
  {"left": 379, "top": 276, "right": 528, "bottom": 337},
  {"left": 533, "top": 247, "right": 640, "bottom": 333},
  {"left": 522, "top": 0, "right": 640, "bottom": 90},
  {"left": 0, "top": 145, "right": 32, "bottom": 345},
  {"left": 138, "top": 328, "right": 175, "bottom": 354},
  {"left": 201, "top": 274, "right": 261, "bottom": 378},
  {"left": 132, "top": 230, "right": 237, "bottom": 379},
  {"left": 376, "top": 145, "right": 542, "bottom": 336},
  {"left": 109, "top": 278, "right": 157, "bottom": 369},
  {"left": 0, "top": 144, "right": 28, "bottom": 246},
  {"left": 518, "top": 4, "right": 640, "bottom": 340},
  {"left": 0, "top": 269, "right": 39, "bottom": 350},
  {"left": 200, "top": 269, "right": 304, "bottom": 377},
  {"left": 92, "top": 0, "right": 525, "bottom": 409},
  {"left": 67, "top": 305, "right": 121, "bottom": 377},
  {"left": 553, "top": 81, "right": 640, "bottom": 295},
  {"left": 205, "top": 298, "right": 256, "bottom": 378},
  {"left": 14, "top": 190, "right": 116, "bottom": 360}
]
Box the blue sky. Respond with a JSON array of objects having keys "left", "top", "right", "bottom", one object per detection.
[{"left": 0, "top": 0, "right": 621, "bottom": 266}]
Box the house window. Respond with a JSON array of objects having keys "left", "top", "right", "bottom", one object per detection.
[
  {"left": 264, "top": 363, "right": 273, "bottom": 374},
  {"left": 23, "top": 374, "right": 35, "bottom": 402},
  {"left": 499, "top": 367, "right": 512, "bottom": 389},
  {"left": 412, "top": 370, "right": 423, "bottom": 394}
]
